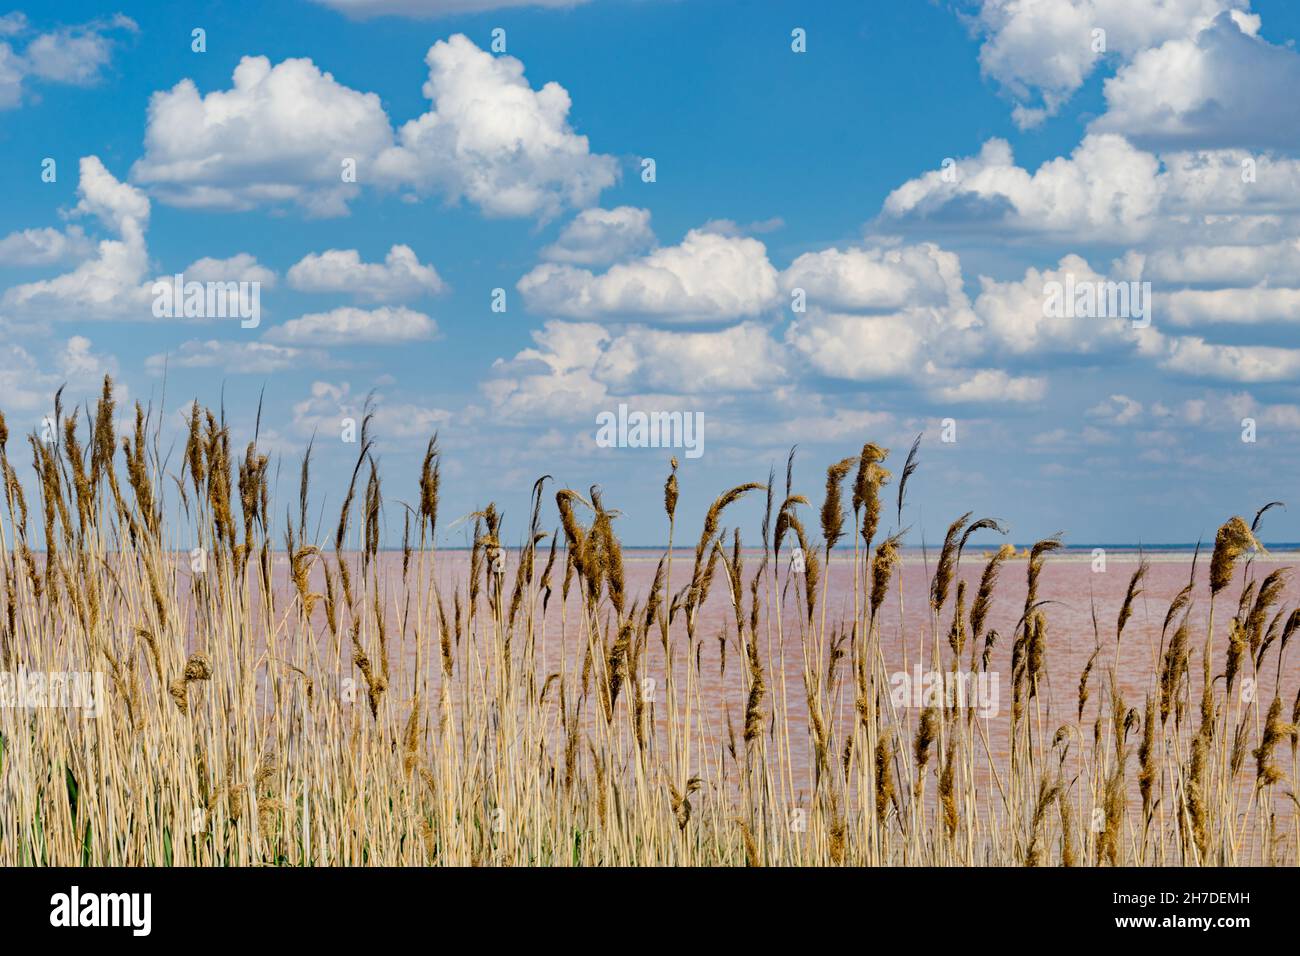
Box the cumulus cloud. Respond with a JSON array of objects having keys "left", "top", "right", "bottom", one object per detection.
[
  {"left": 540, "top": 207, "right": 655, "bottom": 266},
  {"left": 0, "top": 13, "right": 136, "bottom": 110},
  {"left": 1206, "top": 393, "right": 1300, "bottom": 430},
  {"left": 710, "top": 402, "right": 896, "bottom": 451},
  {"left": 594, "top": 322, "right": 786, "bottom": 393},
  {"left": 1092, "top": 12, "right": 1300, "bottom": 150},
  {"left": 266, "top": 305, "right": 438, "bottom": 346},
  {"left": 0, "top": 158, "right": 288, "bottom": 328},
  {"left": 483, "top": 320, "right": 610, "bottom": 422},
  {"left": 0, "top": 335, "right": 119, "bottom": 412},
  {"left": 970, "top": 0, "right": 1250, "bottom": 127},
  {"left": 1159, "top": 335, "right": 1300, "bottom": 382},
  {"left": 1162, "top": 287, "right": 1300, "bottom": 326},
  {"left": 1143, "top": 239, "right": 1300, "bottom": 286},
  {"left": 131, "top": 35, "right": 613, "bottom": 220},
  {"left": 484, "top": 317, "right": 788, "bottom": 426},
  {"left": 776, "top": 242, "right": 1206, "bottom": 401},
  {"left": 518, "top": 228, "right": 780, "bottom": 322},
  {"left": 291, "top": 380, "right": 452, "bottom": 441},
  {"left": 972, "top": 0, "right": 1300, "bottom": 157},
  {"left": 146, "top": 339, "right": 328, "bottom": 374},
  {"left": 783, "top": 303, "right": 1040, "bottom": 405},
  {"left": 287, "top": 244, "right": 444, "bottom": 301},
  {"left": 3, "top": 157, "right": 153, "bottom": 320},
  {"left": 373, "top": 34, "right": 617, "bottom": 219},
  {"left": 779, "top": 242, "right": 966, "bottom": 312},
  {"left": 310, "top": 0, "right": 591, "bottom": 18},
  {"left": 0, "top": 225, "right": 93, "bottom": 266},
  {"left": 1156, "top": 149, "right": 1300, "bottom": 222},
  {"left": 971, "top": 254, "right": 1152, "bottom": 356},
  {"left": 58, "top": 334, "right": 118, "bottom": 380},
  {"left": 73, "top": 153, "right": 151, "bottom": 234},
  {"left": 0, "top": 344, "right": 58, "bottom": 412},
  {"left": 880, "top": 132, "right": 1300, "bottom": 248},
  {"left": 698, "top": 217, "right": 784, "bottom": 238},
  {"left": 1087, "top": 393, "right": 1144, "bottom": 424},
  {"left": 504, "top": 220, "right": 1300, "bottom": 406},
  {"left": 131, "top": 55, "right": 394, "bottom": 216},
  {"left": 881, "top": 134, "right": 1163, "bottom": 238},
  {"left": 786, "top": 309, "right": 935, "bottom": 381},
  {"left": 925, "top": 366, "right": 1046, "bottom": 404},
  {"left": 181, "top": 253, "right": 277, "bottom": 287}
]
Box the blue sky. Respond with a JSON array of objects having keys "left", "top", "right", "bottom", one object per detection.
[{"left": 3, "top": 0, "right": 1300, "bottom": 547}]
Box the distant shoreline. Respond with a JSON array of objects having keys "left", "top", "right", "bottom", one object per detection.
[{"left": 21, "top": 544, "right": 1300, "bottom": 557}]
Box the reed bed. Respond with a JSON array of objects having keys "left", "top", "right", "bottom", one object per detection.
[{"left": 0, "top": 377, "right": 1296, "bottom": 866}]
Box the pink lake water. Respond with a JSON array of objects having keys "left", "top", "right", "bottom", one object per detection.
[{"left": 248, "top": 546, "right": 1300, "bottom": 816}]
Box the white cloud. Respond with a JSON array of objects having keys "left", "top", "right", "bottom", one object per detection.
[
  {"left": 266, "top": 305, "right": 438, "bottom": 346},
  {"left": 774, "top": 237, "right": 1169, "bottom": 398},
  {"left": 1160, "top": 335, "right": 1300, "bottom": 382},
  {"left": 1143, "top": 239, "right": 1300, "bottom": 285},
  {"left": 58, "top": 334, "right": 117, "bottom": 379},
  {"left": 1163, "top": 287, "right": 1300, "bottom": 326},
  {"left": 130, "top": 35, "right": 613, "bottom": 221},
  {"left": 540, "top": 207, "right": 655, "bottom": 266},
  {"left": 1087, "top": 394, "right": 1144, "bottom": 424},
  {"left": 0, "top": 43, "right": 21, "bottom": 111},
  {"left": 373, "top": 34, "right": 617, "bottom": 219},
  {"left": 518, "top": 217, "right": 1300, "bottom": 409},
  {"left": 0, "top": 335, "right": 119, "bottom": 412},
  {"left": 773, "top": 241, "right": 1166, "bottom": 401},
  {"left": 972, "top": 254, "right": 1151, "bottom": 356},
  {"left": 0, "top": 225, "right": 93, "bottom": 266},
  {"left": 883, "top": 135, "right": 1300, "bottom": 248},
  {"left": 1092, "top": 12, "right": 1300, "bottom": 150},
  {"left": 974, "top": 0, "right": 1103, "bottom": 125},
  {"left": 518, "top": 228, "right": 780, "bottom": 322},
  {"left": 783, "top": 302, "right": 1039, "bottom": 405},
  {"left": 23, "top": 19, "right": 128, "bottom": 84},
  {"left": 310, "top": 0, "right": 591, "bottom": 18},
  {"left": 776, "top": 242, "right": 1195, "bottom": 401},
  {"left": 1157, "top": 149, "right": 1300, "bottom": 221},
  {"left": 483, "top": 320, "right": 610, "bottom": 422},
  {"left": 3, "top": 157, "right": 152, "bottom": 320},
  {"left": 1032, "top": 428, "right": 1070, "bottom": 447},
  {"left": 484, "top": 318, "right": 788, "bottom": 425},
  {"left": 146, "top": 339, "right": 327, "bottom": 374},
  {"left": 181, "top": 253, "right": 277, "bottom": 287},
  {"left": 131, "top": 55, "right": 394, "bottom": 216},
  {"left": 711, "top": 403, "right": 896, "bottom": 450},
  {"left": 779, "top": 242, "right": 965, "bottom": 312},
  {"left": 291, "top": 380, "right": 452, "bottom": 441},
  {"left": 786, "top": 309, "right": 932, "bottom": 381},
  {"left": 970, "top": 0, "right": 1250, "bottom": 127},
  {"left": 881, "top": 134, "right": 1163, "bottom": 238},
  {"left": 594, "top": 322, "right": 786, "bottom": 393},
  {"left": 926, "top": 366, "right": 1046, "bottom": 404},
  {"left": 698, "top": 217, "right": 785, "bottom": 238},
  {"left": 0, "top": 13, "right": 136, "bottom": 110},
  {"left": 74, "top": 153, "right": 151, "bottom": 234},
  {"left": 1236, "top": 398, "right": 1300, "bottom": 430},
  {"left": 287, "top": 244, "right": 444, "bottom": 301}
]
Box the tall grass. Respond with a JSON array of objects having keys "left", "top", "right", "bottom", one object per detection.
[{"left": 0, "top": 377, "right": 1295, "bottom": 866}]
